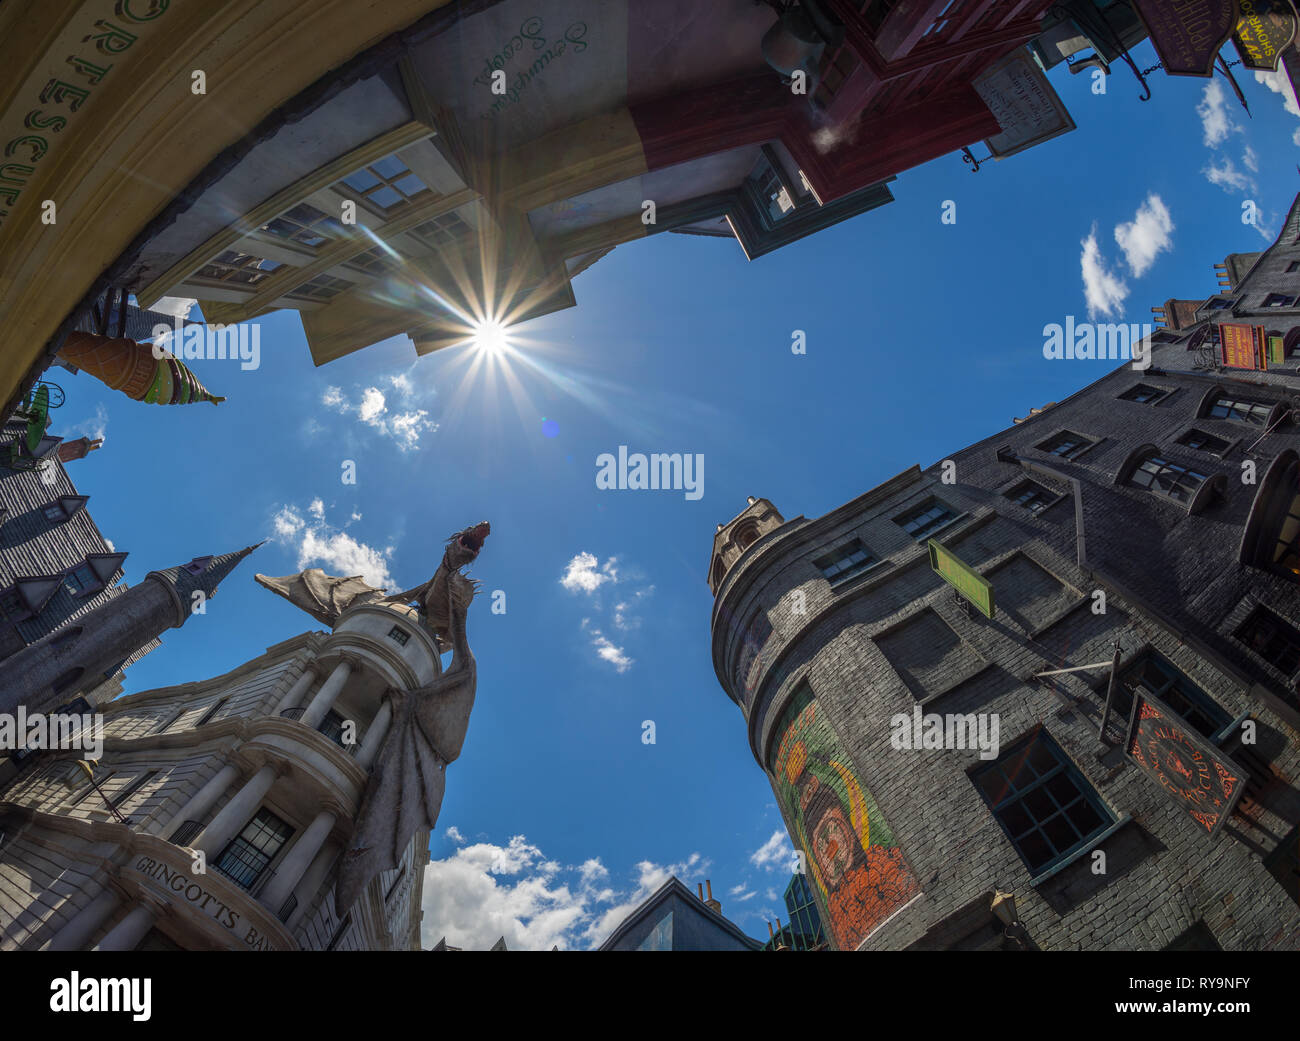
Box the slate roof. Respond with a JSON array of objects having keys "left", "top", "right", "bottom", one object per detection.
[{"left": 0, "top": 414, "right": 128, "bottom": 652}]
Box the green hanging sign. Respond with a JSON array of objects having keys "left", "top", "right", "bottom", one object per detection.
[{"left": 928, "top": 539, "right": 995, "bottom": 619}]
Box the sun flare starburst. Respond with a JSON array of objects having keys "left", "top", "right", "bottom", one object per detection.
[{"left": 469, "top": 318, "right": 511, "bottom": 355}]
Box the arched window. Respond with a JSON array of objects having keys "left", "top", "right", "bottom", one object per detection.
[
  {"left": 1197, "top": 386, "right": 1279, "bottom": 426},
  {"left": 734, "top": 523, "right": 760, "bottom": 552},
  {"left": 1241, "top": 451, "right": 1300, "bottom": 580},
  {"left": 712, "top": 557, "right": 726, "bottom": 589},
  {"left": 1123, "top": 448, "right": 1210, "bottom": 505}
]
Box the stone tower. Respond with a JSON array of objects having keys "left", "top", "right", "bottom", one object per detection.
[{"left": 0, "top": 546, "right": 258, "bottom": 719}]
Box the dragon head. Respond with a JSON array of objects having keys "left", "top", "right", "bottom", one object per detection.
[{"left": 443, "top": 521, "right": 490, "bottom": 572}]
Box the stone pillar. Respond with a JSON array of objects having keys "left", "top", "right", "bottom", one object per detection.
[
  {"left": 151, "top": 761, "right": 239, "bottom": 839},
  {"left": 299, "top": 660, "right": 352, "bottom": 730},
  {"left": 93, "top": 902, "right": 156, "bottom": 951},
  {"left": 355, "top": 699, "right": 393, "bottom": 768},
  {"left": 193, "top": 763, "right": 279, "bottom": 857},
  {"left": 273, "top": 663, "right": 319, "bottom": 716},
  {"left": 259, "top": 808, "right": 337, "bottom": 911},
  {"left": 47, "top": 887, "right": 121, "bottom": 951},
  {"left": 285, "top": 841, "right": 341, "bottom": 933}
]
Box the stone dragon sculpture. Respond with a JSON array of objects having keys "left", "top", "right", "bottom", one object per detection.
[
  {"left": 255, "top": 521, "right": 490, "bottom": 914},
  {"left": 334, "top": 522, "right": 489, "bottom": 912}
]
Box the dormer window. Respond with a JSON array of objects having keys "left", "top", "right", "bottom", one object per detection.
[
  {"left": 1126, "top": 452, "right": 1208, "bottom": 504},
  {"left": 1263, "top": 294, "right": 1294, "bottom": 308},
  {"left": 42, "top": 495, "right": 88, "bottom": 522},
  {"left": 63, "top": 564, "right": 100, "bottom": 597},
  {"left": 1207, "top": 395, "right": 1273, "bottom": 425},
  {"left": 183, "top": 556, "right": 213, "bottom": 575}
]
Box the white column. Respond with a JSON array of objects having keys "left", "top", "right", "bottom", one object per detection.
[
  {"left": 285, "top": 841, "right": 340, "bottom": 933},
  {"left": 93, "top": 902, "right": 156, "bottom": 951},
  {"left": 299, "top": 660, "right": 352, "bottom": 730},
  {"left": 273, "top": 664, "right": 319, "bottom": 716},
  {"left": 355, "top": 700, "right": 393, "bottom": 768},
  {"left": 47, "top": 887, "right": 121, "bottom": 951},
  {"left": 193, "top": 763, "right": 278, "bottom": 857},
  {"left": 259, "top": 809, "right": 337, "bottom": 911},
  {"left": 151, "top": 761, "right": 239, "bottom": 839}
]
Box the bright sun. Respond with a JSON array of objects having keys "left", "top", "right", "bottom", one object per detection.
[{"left": 470, "top": 319, "right": 510, "bottom": 355}]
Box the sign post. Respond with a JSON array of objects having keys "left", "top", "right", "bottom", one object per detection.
[{"left": 927, "top": 540, "right": 995, "bottom": 619}]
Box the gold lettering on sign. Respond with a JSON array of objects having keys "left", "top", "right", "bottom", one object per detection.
[
  {"left": 0, "top": 1, "right": 173, "bottom": 230},
  {"left": 132, "top": 854, "right": 280, "bottom": 950}
]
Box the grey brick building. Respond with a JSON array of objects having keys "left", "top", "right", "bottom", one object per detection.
[
  {"left": 708, "top": 195, "right": 1300, "bottom": 952},
  {"left": 0, "top": 413, "right": 134, "bottom": 711}
]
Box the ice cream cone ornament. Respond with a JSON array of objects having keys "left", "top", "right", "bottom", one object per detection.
[{"left": 56, "top": 331, "right": 225, "bottom": 405}]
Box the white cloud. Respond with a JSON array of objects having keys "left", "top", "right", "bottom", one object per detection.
[
  {"left": 580, "top": 859, "right": 609, "bottom": 885},
  {"left": 270, "top": 502, "right": 394, "bottom": 588},
  {"left": 273, "top": 506, "right": 305, "bottom": 538},
  {"left": 1243, "top": 145, "right": 1259, "bottom": 173},
  {"left": 613, "top": 585, "right": 653, "bottom": 631},
  {"left": 446, "top": 826, "right": 466, "bottom": 844},
  {"left": 560, "top": 552, "right": 618, "bottom": 594},
  {"left": 297, "top": 528, "right": 393, "bottom": 588},
  {"left": 750, "top": 829, "right": 795, "bottom": 872},
  {"left": 1256, "top": 68, "right": 1300, "bottom": 119},
  {"left": 420, "top": 837, "right": 709, "bottom": 950},
  {"left": 1114, "top": 194, "right": 1174, "bottom": 278},
  {"left": 358, "top": 386, "right": 386, "bottom": 423},
  {"left": 151, "top": 296, "right": 197, "bottom": 319},
  {"left": 70, "top": 402, "right": 109, "bottom": 446},
  {"left": 321, "top": 384, "right": 438, "bottom": 451},
  {"left": 1080, "top": 227, "right": 1129, "bottom": 319},
  {"left": 586, "top": 624, "right": 633, "bottom": 673},
  {"left": 1203, "top": 157, "right": 1252, "bottom": 192},
  {"left": 1197, "top": 80, "right": 1235, "bottom": 147},
  {"left": 389, "top": 373, "right": 413, "bottom": 397}
]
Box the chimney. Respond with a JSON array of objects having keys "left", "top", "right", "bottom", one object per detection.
[
  {"left": 56, "top": 436, "right": 103, "bottom": 463},
  {"left": 697, "top": 883, "right": 704, "bottom": 901},
  {"left": 704, "top": 879, "right": 721, "bottom": 915}
]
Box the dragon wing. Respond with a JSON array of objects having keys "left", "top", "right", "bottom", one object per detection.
[{"left": 254, "top": 569, "right": 386, "bottom": 627}]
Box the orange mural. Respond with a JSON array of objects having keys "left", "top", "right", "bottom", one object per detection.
[{"left": 770, "top": 685, "right": 919, "bottom": 949}]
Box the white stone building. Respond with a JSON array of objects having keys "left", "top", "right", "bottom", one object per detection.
[{"left": 0, "top": 600, "right": 439, "bottom": 950}]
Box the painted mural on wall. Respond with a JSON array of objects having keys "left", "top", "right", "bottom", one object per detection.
[{"left": 769, "top": 684, "right": 919, "bottom": 950}]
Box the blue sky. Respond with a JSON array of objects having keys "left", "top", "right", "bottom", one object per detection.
[{"left": 51, "top": 44, "right": 1300, "bottom": 949}]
